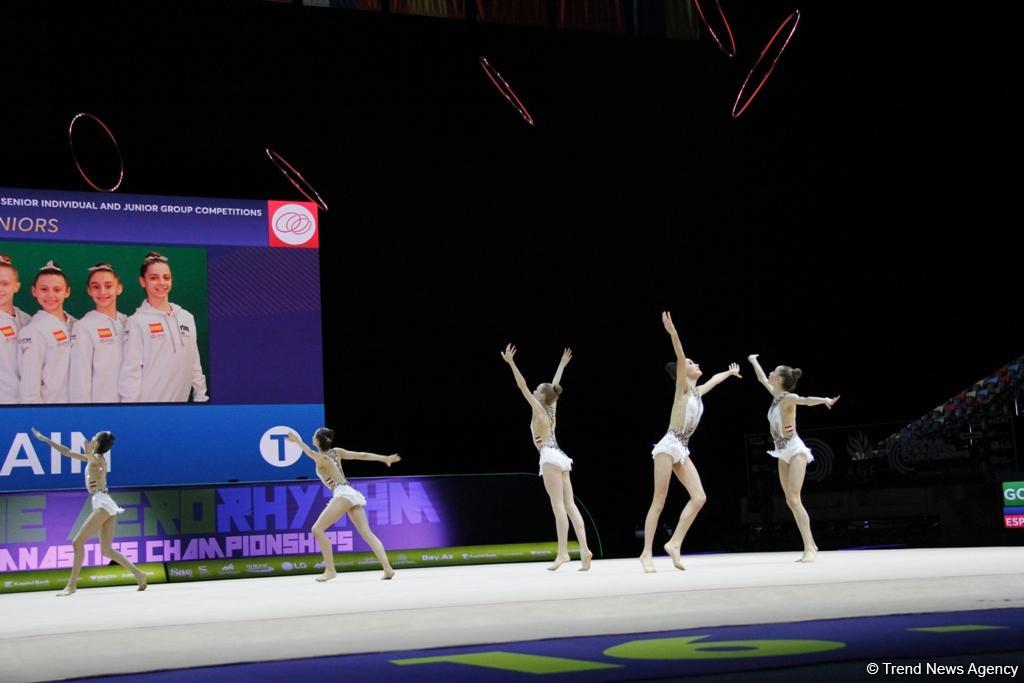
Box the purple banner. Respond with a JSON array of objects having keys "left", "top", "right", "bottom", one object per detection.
[
  {"left": 1, "top": 187, "right": 319, "bottom": 248},
  {"left": 0, "top": 477, "right": 451, "bottom": 571},
  {"left": 207, "top": 247, "right": 323, "bottom": 404}
]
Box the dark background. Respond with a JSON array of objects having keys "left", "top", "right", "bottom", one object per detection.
[{"left": 2, "top": 1, "right": 1019, "bottom": 557}]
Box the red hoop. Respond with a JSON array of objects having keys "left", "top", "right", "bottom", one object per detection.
[
  {"left": 479, "top": 57, "right": 536, "bottom": 127},
  {"left": 732, "top": 10, "right": 801, "bottom": 119},
  {"left": 68, "top": 112, "right": 125, "bottom": 192},
  {"left": 692, "top": 0, "right": 737, "bottom": 58},
  {"left": 265, "top": 148, "right": 329, "bottom": 213}
]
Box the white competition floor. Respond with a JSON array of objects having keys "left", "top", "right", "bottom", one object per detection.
[{"left": 2, "top": 547, "right": 1023, "bottom": 682}]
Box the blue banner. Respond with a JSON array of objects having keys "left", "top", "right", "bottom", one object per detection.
[{"left": 0, "top": 403, "right": 325, "bottom": 491}]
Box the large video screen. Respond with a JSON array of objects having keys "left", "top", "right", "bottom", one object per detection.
[{"left": 1, "top": 187, "right": 325, "bottom": 492}]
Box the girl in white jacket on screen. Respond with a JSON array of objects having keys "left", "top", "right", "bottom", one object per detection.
[
  {"left": 70, "top": 263, "right": 128, "bottom": 403},
  {"left": 0, "top": 254, "right": 32, "bottom": 404},
  {"left": 18, "top": 261, "right": 77, "bottom": 403},
  {"left": 119, "top": 251, "right": 208, "bottom": 403}
]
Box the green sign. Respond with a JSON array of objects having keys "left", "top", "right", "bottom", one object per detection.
[
  {"left": 163, "top": 542, "right": 581, "bottom": 582},
  {"left": 1002, "top": 481, "right": 1024, "bottom": 505},
  {"left": 0, "top": 563, "right": 166, "bottom": 594},
  {"left": 1, "top": 542, "right": 579, "bottom": 590}
]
